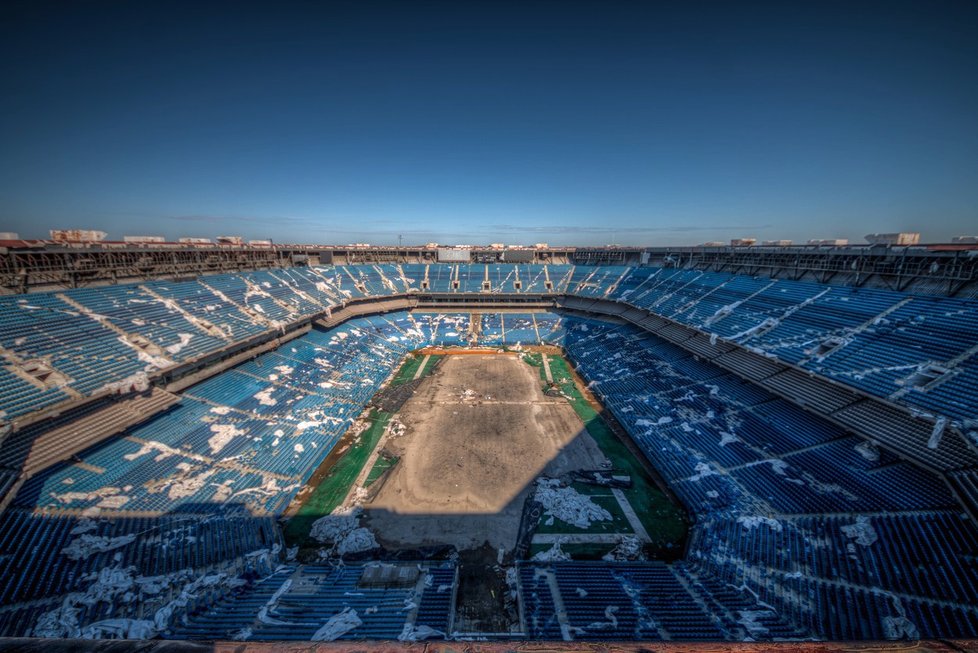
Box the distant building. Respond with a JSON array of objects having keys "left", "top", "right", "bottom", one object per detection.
[
  {"left": 730, "top": 238, "right": 756, "bottom": 247},
  {"left": 951, "top": 236, "right": 978, "bottom": 244},
  {"left": 123, "top": 236, "right": 165, "bottom": 243},
  {"left": 700, "top": 241, "right": 725, "bottom": 247},
  {"left": 0, "top": 232, "right": 19, "bottom": 240},
  {"left": 865, "top": 232, "right": 920, "bottom": 246},
  {"left": 50, "top": 229, "right": 107, "bottom": 242},
  {"left": 216, "top": 236, "right": 244, "bottom": 245},
  {"left": 178, "top": 237, "right": 212, "bottom": 244},
  {"left": 808, "top": 239, "right": 849, "bottom": 246},
  {"left": 762, "top": 240, "right": 793, "bottom": 246}
]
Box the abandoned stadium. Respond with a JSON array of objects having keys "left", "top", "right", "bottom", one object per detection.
[{"left": 1, "top": 246, "right": 977, "bottom": 645}]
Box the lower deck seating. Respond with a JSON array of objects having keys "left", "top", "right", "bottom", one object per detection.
[
  {"left": 0, "top": 507, "right": 282, "bottom": 634},
  {"left": 1, "top": 309, "right": 977, "bottom": 641},
  {"left": 168, "top": 562, "right": 455, "bottom": 641}
]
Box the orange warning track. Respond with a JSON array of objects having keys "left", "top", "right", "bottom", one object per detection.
[
  {"left": 414, "top": 345, "right": 563, "bottom": 356},
  {"left": 414, "top": 347, "right": 519, "bottom": 356}
]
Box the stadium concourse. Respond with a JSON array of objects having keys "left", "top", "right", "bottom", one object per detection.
[{"left": 0, "top": 263, "right": 976, "bottom": 643}]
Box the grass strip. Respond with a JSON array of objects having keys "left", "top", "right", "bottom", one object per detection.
[
  {"left": 283, "top": 410, "right": 391, "bottom": 546},
  {"left": 543, "top": 355, "right": 689, "bottom": 553}
]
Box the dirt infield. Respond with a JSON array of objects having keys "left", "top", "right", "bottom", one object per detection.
[{"left": 362, "top": 354, "right": 608, "bottom": 552}]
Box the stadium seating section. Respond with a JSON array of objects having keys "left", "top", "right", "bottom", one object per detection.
[{"left": 1, "top": 264, "right": 977, "bottom": 641}]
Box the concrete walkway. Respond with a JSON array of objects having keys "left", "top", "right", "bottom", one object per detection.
[
  {"left": 532, "top": 533, "right": 628, "bottom": 544},
  {"left": 612, "top": 487, "right": 651, "bottom": 541}
]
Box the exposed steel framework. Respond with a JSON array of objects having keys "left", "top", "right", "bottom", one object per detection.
[
  {"left": 647, "top": 245, "right": 978, "bottom": 296},
  {"left": 1, "top": 240, "right": 976, "bottom": 296}
]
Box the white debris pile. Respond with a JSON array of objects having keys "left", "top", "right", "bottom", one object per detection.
[
  {"left": 210, "top": 481, "right": 234, "bottom": 502},
  {"left": 737, "top": 516, "right": 783, "bottom": 532},
  {"left": 231, "top": 627, "right": 253, "bottom": 641},
  {"left": 882, "top": 596, "right": 919, "bottom": 640},
  {"left": 350, "top": 486, "right": 370, "bottom": 506},
  {"left": 134, "top": 349, "right": 173, "bottom": 369},
  {"left": 146, "top": 463, "right": 218, "bottom": 501},
  {"left": 718, "top": 431, "right": 738, "bottom": 446},
  {"left": 602, "top": 536, "right": 644, "bottom": 561},
  {"left": 738, "top": 610, "right": 774, "bottom": 639},
  {"left": 841, "top": 516, "right": 878, "bottom": 546},
  {"left": 531, "top": 540, "right": 572, "bottom": 562},
  {"left": 504, "top": 566, "right": 519, "bottom": 600},
  {"left": 61, "top": 533, "right": 137, "bottom": 561},
  {"left": 208, "top": 423, "right": 246, "bottom": 453},
  {"left": 535, "top": 478, "right": 612, "bottom": 529},
  {"left": 123, "top": 440, "right": 180, "bottom": 462},
  {"left": 387, "top": 419, "right": 406, "bottom": 438},
  {"left": 253, "top": 388, "right": 278, "bottom": 406},
  {"left": 32, "top": 566, "right": 135, "bottom": 639},
  {"left": 116, "top": 336, "right": 172, "bottom": 369},
  {"left": 854, "top": 441, "right": 880, "bottom": 461},
  {"left": 927, "top": 416, "right": 947, "bottom": 450},
  {"left": 69, "top": 518, "right": 99, "bottom": 535},
  {"left": 80, "top": 619, "right": 157, "bottom": 639},
  {"left": 229, "top": 476, "right": 299, "bottom": 502},
  {"left": 398, "top": 624, "right": 446, "bottom": 641},
  {"left": 584, "top": 605, "right": 620, "bottom": 632},
  {"left": 883, "top": 615, "right": 920, "bottom": 641},
  {"left": 728, "top": 317, "right": 780, "bottom": 342},
  {"left": 99, "top": 372, "right": 151, "bottom": 395},
  {"left": 312, "top": 607, "right": 363, "bottom": 641},
  {"left": 767, "top": 459, "right": 790, "bottom": 475},
  {"left": 51, "top": 486, "right": 131, "bottom": 511},
  {"left": 257, "top": 578, "right": 294, "bottom": 625},
  {"left": 635, "top": 416, "right": 672, "bottom": 428},
  {"left": 704, "top": 300, "right": 743, "bottom": 326},
  {"left": 165, "top": 333, "right": 194, "bottom": 355},
  {"left": 688, "top": 462, "right": 716, "bottom": 482},
  {"left": 33, "top": 560, "right": 254, "bottom": 640},
  {"left": 310, "top": 509, "right": 378, "bottom": 555}
]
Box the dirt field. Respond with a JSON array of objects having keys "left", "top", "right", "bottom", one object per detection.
[{"left": 362, "top": 354, "right": 608, "bottom": 552}]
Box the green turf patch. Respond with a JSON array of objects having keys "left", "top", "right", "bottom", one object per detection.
[
  {"left": 283, "top": 410, "right": 391, "bottom": 547},
  {"left": 517, "top": 351, "right": 554, "bottom": 385},
  {"left": 391, "top": 353, "right": 441, "bottom": 386},
  {"left": 364, "top": 451, "right": 399, "bottom": 487},
  {"left": 539, "top": 355, "right": 689, "bottom": 557},
  {"left": 391, "top": 354, "right": 424, "bottom": 385}
]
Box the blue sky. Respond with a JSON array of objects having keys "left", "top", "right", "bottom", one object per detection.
[{"left": 1, "top": 1, "right": 977, "bottom": 245}]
